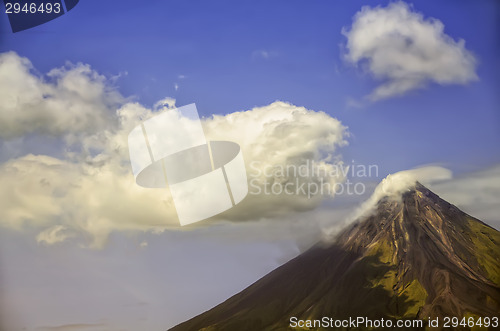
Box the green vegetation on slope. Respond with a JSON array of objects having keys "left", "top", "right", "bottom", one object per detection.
[
  {"left": 365, "top": 239, "right": 427, "bottom": 318},
  {"left": 467, "top": 219, "right": 500, "bottom": 286}
]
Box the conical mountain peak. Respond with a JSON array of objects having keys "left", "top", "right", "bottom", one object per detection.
[{"left": 171, "top": 184, "right": 500, "bottom": 331}]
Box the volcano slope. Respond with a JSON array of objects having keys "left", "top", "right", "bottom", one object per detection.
[{"left": 170, "top": 183, "right": 500, "bottom": 330}]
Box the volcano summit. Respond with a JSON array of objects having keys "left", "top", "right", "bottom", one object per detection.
[{"left": 171, "top": 182, "right": 500, "bottom": 330}]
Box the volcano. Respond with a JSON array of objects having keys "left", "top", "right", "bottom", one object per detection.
[{"left": 170, "top": 183, "right": 500, "bottom": 330}]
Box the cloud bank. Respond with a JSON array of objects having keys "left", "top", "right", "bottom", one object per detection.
[
  {"left": 430, "top": 165, "right": 500, "bottom": 229},
  {"left": 0, "top": 52, "right": 349, "bottom": 247},
  {"left": 343, "top": 1, "right": 478, "bottom": 101}
]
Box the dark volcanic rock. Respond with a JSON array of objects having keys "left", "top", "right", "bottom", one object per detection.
[{"left": 171, "top": 183, "right": 500, "bottom": 330}]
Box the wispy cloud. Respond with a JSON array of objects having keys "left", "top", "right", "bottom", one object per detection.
[
  {"left": 430, "top": 165, "right": 500, "bottom": 229},
  {"left": 252, "top": 49, "right": 278, "bottom": 60},
  {"left": 322, "top": 166, "right": 452, "bottom": 237},
  {"left": 36, "top": 225, "right": 75, "bottom": 245},
  {"left": 174, "top": 74, "right": 185, "bottom": 91}
]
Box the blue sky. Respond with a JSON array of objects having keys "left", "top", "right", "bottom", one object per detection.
[
  {"left": 1, "top": 0, "right": 499, "bottom": 175},
  {"left": 1, "top": 1, "right": 499, "bottom": 330}
]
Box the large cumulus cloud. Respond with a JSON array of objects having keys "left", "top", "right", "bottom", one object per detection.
[
  {"left": 204, "top": 102, "right": 349, "bottom": 220},
  {"left": 0, "top": 52, "right": 349, "bottom": 247}
]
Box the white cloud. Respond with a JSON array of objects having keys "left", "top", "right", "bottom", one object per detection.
[
  {"left": 343, "top": 1, "right": 478, "bottom": 101},
  {"left": 371, "top": 166, "right": 452, "bottom": 200},
  {"left": 429, "top": 165, "right": 500, "bottom": 229},
  {"left": 203, "top": 101, "right": 349, "bottom": 220},
  {"left": 350, "top": 165, "right": 500, "bottom": 230},
  {"left": 36, "top": 225, "right": 75, "bottom": 245},
  {"left": 322, "top": 166, "right": 452, "bottom": 238},
  {"left": 153, "top": 97, "right": 176, "bottom": 110},
  {"left": 0, "top": 52, "right": 123, "bottom": 138},
  {"left": 322, "top": 164, "right": 500, "bottom": 240},
  {"left": 0, "top": 152, "right": 179, "bottom": 248},
  {"left": 0, "top": 52, "right": 349, "bottom": 247}
]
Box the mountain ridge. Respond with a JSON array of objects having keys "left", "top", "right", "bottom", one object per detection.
[{"left": 170, "top": 182, "right": 500, "bottom": 330}]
